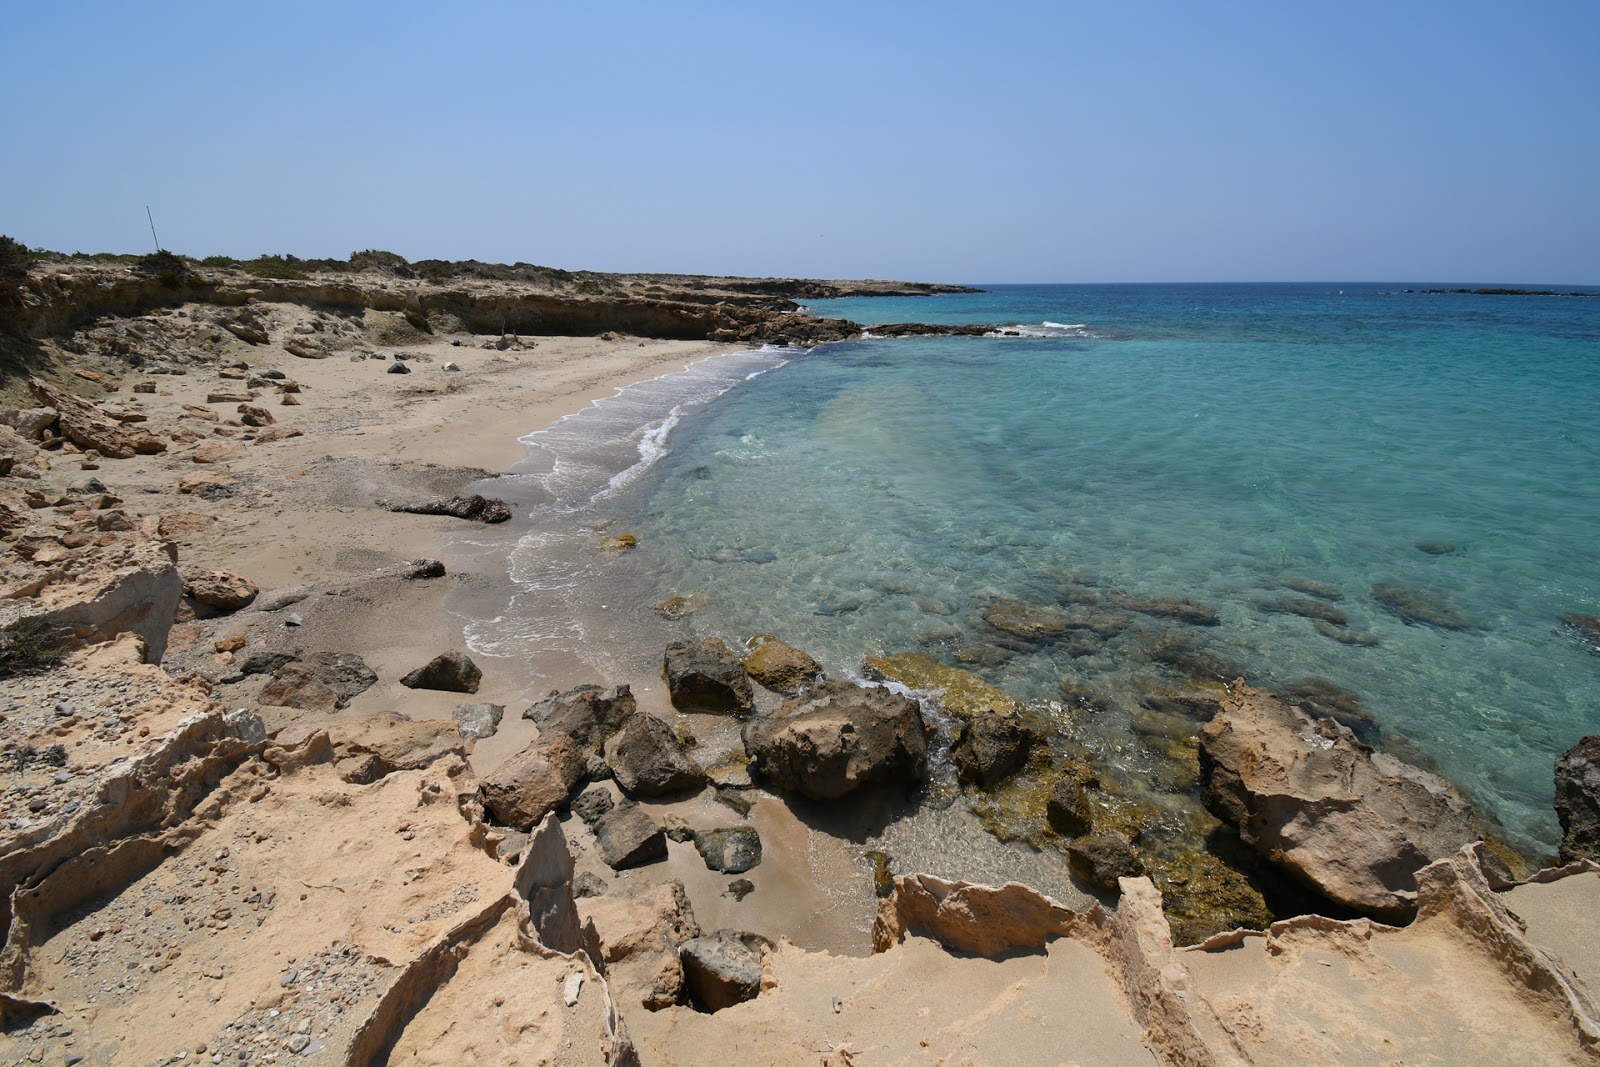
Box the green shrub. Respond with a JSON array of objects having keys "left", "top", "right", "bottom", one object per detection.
[
  {"left": 199, "top": 254, "right": 239, "bottom": 268},
  {"left": 0, "top": 235, "right": 31, "bottom": 285},
  {"left": 243, "top": 255, "right": 311, "bottom": 280},
  {"left": 135, "top": 249, "right": 192, "bottom": 287},
  {"left": 0, "top": 617, "right": 68, "bottom": 678},
  {"left": 402, "top": 308, "right": 433, "bottom": 333},
  {"left": 349, "top": 249, "right": 413, "bottom": 276}
]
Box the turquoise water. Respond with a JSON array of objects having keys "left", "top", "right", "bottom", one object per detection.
[{"left": 480, "top": 284, "right": 1600, "bottom": 857}]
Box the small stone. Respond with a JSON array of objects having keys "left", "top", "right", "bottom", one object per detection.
[{"left": 285, "top": 1034, "right": 309, "bottom": 1054}]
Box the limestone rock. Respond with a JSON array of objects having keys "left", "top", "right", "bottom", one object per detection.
[
  {"left": 258, "top": 663, "right": 341, "bottom": 712},
  {"left": 0, "top": 407, "right": 57, "bottom": 439},
  {"left": 872, "top": 873, "right": 1082, "bottom": 956},
  {"left": 1045, "top": 760, "right": 1102, "bottom": 837},
  {"left": 1198, "top": 684, "right": 1484, "bottom": 922},
  {"left": 522, "top": 683, "right": 636, "bottom": 756},
  {"left": 399, "top": 649, "right": 482, "bottom": 693},
  {"left": 604, "top": 713, "right": 706, "bottom": 797},
  {"left": 678, "top": 930, "right": 771, "bottom": 1012},
  {"left": 742, "top": 680, "right": 927, "bottom": 801},
  {"left": 191, "top": 440, "right": 245, "bottom": 464},
  {"left": 692, "top": 826, "right": 762, "bottom": 874},
  {"left": 593, "top": 802, "right": 668, "bottom": 870},
  {"left": 663, "top": 638, "right": 754, "bottom": 715},
  {"left": 741, "top": 636, "right": 822, "bottom": 695},
  {"left": 30, "top": 537, "right": 183, "bottom": 661},
  {"left": 950, "top": 713, "right": 1045, "bottom": 788},
  {"left": 453, "top": 702, "right": 504, "bottom": 741},
  {"left": 27, "top": 377, "right": 165, "bottom": 459},
  {"left": 1555, "top": 735, "right": 1600, "bottom": 863},
  {"left": 183, "top": 569, "right": 259, "bottom": 612},
  {"left": 329, "top": 714, "right": 465, "bottom": 784},
  {"left": 863, "top": 652, "right": 1020, "bottom": 717},
  {"left": 480, "top": 733, "right": 586, "bottom": 830}
]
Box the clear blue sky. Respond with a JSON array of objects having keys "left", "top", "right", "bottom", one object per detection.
[{"left": 5, "top": 1, "right": 1597, "bottom": 283}]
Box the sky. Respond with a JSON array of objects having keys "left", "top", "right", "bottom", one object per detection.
[{"left": 4, "top": 1, "right": 1598, "bottom": 284}]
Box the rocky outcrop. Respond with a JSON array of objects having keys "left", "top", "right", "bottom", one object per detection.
[
  {"left": 741, "top": 636, "right": 821, "bottom": 695},
  {"left": 662, "top": 639, "right": 754, "bottom": 715},
  {"left": 400, "top": 649, "right": 483, "bottom": 693},
  {"left": 1555, "top": 735, "right": 1600, "bottom": 863},
  {"left": 26, "top": 378, "right": 165, "bottom": 459},
  {"left": 872, "top": 873, "right": 1086, "bottom": 956},
  {"left": 1197, "top": 684, "right": 1484, "bottom": 922},
  {"left": 678, "top": 930, "right": 771, "bottom": 1012},
  {"left": 603, "top": 713, "right": 707, "bottom": 797},
  {"left": 24, "top": 536, "right": 183, "bottom": 662},
  {"left": 742, "top": 681, "right": 927, "bottom": 801}
]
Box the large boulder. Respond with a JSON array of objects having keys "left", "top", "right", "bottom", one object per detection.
[
  {"left": 399, "top": 649, "right": 482, "bottom": 693},
  {"left": 604, "top": 713, "right": 706, "bottom": 797},
  {"left": 741, "top": 681, "right": 927, "bottom": 801},
  {"left": 678, "top": 930, "right": 771, "bottom": 1012},
  {"left": 1555, "top": 735, "right": 1600, "bottom": 863},
  {"left": 480, "top": 733, "right": 586, "bottom": 829},
  {"left": 523, "top": 683, "right": 635, "bottom": 756},
  {"left": 950, "top": 713, "right": 1045, "bottom": 788},
  {"left": 592, "top": 802, "right": 668, "bottom": 870},
  {"left": 27, "top": 377, "right": 164, "bottom": 458},
  {"left": 257, "top": 663, "right": 341, "bottom": 712},
  {"left": 454, "top": 702, "right": 505, "bottom": 741},
  {"left": 663, "top": 639, "right": 754, "bottom": 715},
  {"left": 1198, "top": 685, "right": 1483, "bottom": 922}
]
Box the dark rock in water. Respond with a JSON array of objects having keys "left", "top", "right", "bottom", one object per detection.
[
  {"left": 679, "top": 930, "right": 771, "bottom": 1012},
  {"left": 866, "top": 850, "right": 895, "bottom": 898},
  {"left": 1555, "top": 735, "right": 1600, "bottom": 863},
  {"left": 453, "top": 702, "right": 504, "bottom": 741},
  {"left": 1064, "top": 610, "right": 1132, "bottom": 638},
  {"left": 1313, "top": 619, "right": 1379, "bottom": 646},
  {"left": 593, "top": 802, "right": 668, "bottom": 869},
  {"left": 1045, "top": 761, "right": 1101, "bottom": 837},
  {"left": 741, "top": 636, "right": 822, "bottom": 695},
  {"left": 742, "top": 680, "right": 927, "bottom": 801},
  {"left": 982, "top": 598, "right": 1073, "bottom": 639},
  {"left": 663, "top": 639, "right": 755, "bottom": 715},
  {"left": 1059, "top": 634, "right": 1104, "bottom": 658},
  {"left": 570, "top": 784, "right": 615, "bottom": 827},
  {"left": 952, "top": 642, "right": 1011, "bottom": 667},
  {"left": 726, "top": 878, "right": 755, "bottom": 901},
  {"left": 1106, "top": 591, "right": 1220, "bottom": 626},
  {"left": 480, "top": 734, "right": 586, "bottom": 830},
  {"left": 399, "top": 649, "right": 482, "bottom": 693},
  {"left": 1068, "top": 832, "right": 1144, "bottom": 892},
  {"left": 1198, "top": 685, "right": 1483, "bottom": 922},
  {"left": 1414, "top": 540, "right": 1459, "bottom": 556},
  {"left": 1275, "top": 575, "right": 1344, "bottom": 601},
  {"left": 950, "top": 714, "right": 1045, "bottom": 789},
  {"left": 1057, "top": 683, "right": 1113, "bottom": 714},
  {"left": 693, "top": 826, "right": 763, "bottom": 873},
  {"left": 1280, "top": 677, "right": 1380, "bottom": 744},
  {"left": 1371, "top": 581, "right": 1477, "bottom": 630},
  {"left": 1147, "top": 634, "right": 1246, "bottom": 682},
  {"left": 604, "top": 713, "right": 707, "bottom": 797},
  {"left": 1560, "top": 613, "right": 1600, "bottom": 655},
  {"left": 1255, "top": 596, "right": 1349, "bottom": 627},
  {"left": 523, "top": 683, "right": 636, "bottom": 756}
]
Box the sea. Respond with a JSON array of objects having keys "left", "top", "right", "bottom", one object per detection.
[{"left": 461, "top": 282, "right": 1600, "bottom": 863}]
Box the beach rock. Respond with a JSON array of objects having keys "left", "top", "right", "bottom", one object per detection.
[
  {"left": 570, "top": 784, "right": 615, "bottom": 827},
  {"left": 523, "top": 683, "right": 636, "bottom": 756},
  {"left": 387, "top": 360, "right": 411, "bottom": 374},
  {"left": 742, "top": 680, "right": 927, "bottom": 801},
  {"left": 28, "top": 377, "right": 165, "bottom": 458},
  {"left": 1560, "top": 613, "right": 1600, "bottom": 655},
  {"left": 741, "top": 636, "right": 822, "bottom": 695},
  {"left": 1255, "top": 596, "right": 1349, "bottom": 627},
  {"left": 873, "top": 874, "right": 1079, "bottom": 957},
  {"left": 257, "top": 663, "right": 341, "bottom": 712},
  {"left": 863, "top": 652, "right": 1020, "bottom": 717},
  {"left": 480, "top": 733, "right": 587, "bottom": 829},
  {"left": 593, "top": 802, "right": 668, "bottom": 870},
  {"left": 692, "top": 826, "right": 762, "bottom": 874},
  {"left": 399, "top": 649, "right": 482, "bottom": 693},
  {"left": 950, "top": 713, "right": 1045, "bottom": 788},
  {"left": 403, "top": 558, "right": 446, "bottom": 579},
  {"left": 183, "top": 569, "right": 258, "bottom": 612},
  {"left": 678, "top": 930, "right": 770, "bottom": 1012},
  {"left": 240, "top": 648, "right": 298, "bottom": 676},
  {"left": 237, "top": 403, "right": 274, "bottom": 427},
  {"left": 1371, "top": 581, "right": 1477, "bottom": 630},
  {"left": 0, "top": 407, "right": 58, "bottom": 439},
  {"left": 1197, "top": 685, "right": 1483, "bottom": 922},
  {"left": 301, "top": 650, "right": 377, "bottom": 703},
  {"left": 223, "top": 317, "right": 269, "bottom": 344},
  {"left": 604, "top": 713, "right": 706, "bottom": 797},
  {"left": 1045, "top": 760, "right": 1102, "bottom": 837},
  {"left": 383, "top": 493, "right": 511, "bottom": 523},
  {"left": 329, "top": 714, "right": 465, "bottom": 784},
  {"left": 453, "top": 702, "right": 504, "bottom": 741},
  {"left": 1554, "top": 735, "right": 1600, "bottom": 863},
  {"left": 30, "top": 538, "right": 183, "bottom": 661},
  {"left": 662, "top": 638, "right": 754, "bottom": 715},
  {"left": 1068, "top": 832, "right": 1144, "bottom": 892},
  {"left": 191, "top": 440, "right": 245, "bottom": 464}
]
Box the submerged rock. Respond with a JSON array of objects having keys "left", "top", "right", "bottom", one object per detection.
[
  {"left": 1313, "top": 619, "right": 1379, "bottom": 646},
  {"left": 1044, "top": 760, "right": 1102, "bottom": 837},
  {"left": 1198, "top": 685, "right": 1484, "bottom": 922},
  {"left": 1068, "top": 832, "right": 1144, "bottom": 892},
  {"left": 1105, "top": 591, "right": 1221, "bottom": 626},
  {"left": 1371, "top": 581, "right": 1477, "bottom": 630},
  {"left": 1255, "top": 596, "right": 1349, "bottom": 627},
  {"left": 1275, "top": 575, "right": 1344, "bottom": 601},
  {"left": 742, "top": 680, "right": 927, "bottom": 801},
  {"left": 862, "top": 651, "right": 1019, "bottom": 717},
  {"left": 662, "top": 638, "right": 754, "bottom": 715},
  {"left": 1560, "top": 613, "right": 1600, "bottom": 655},
  {"left": 742, "top": 635, "right": 822, "bottom": 695},
  {"left": 1554, "top": 735, "right": 1600, "bottom": 863},
  {"left": 981, "top": 598, "right": 1073, "bottom": 640},
  {"left": 1279, "top": 676, "right": 1380, "bottom": 744}
]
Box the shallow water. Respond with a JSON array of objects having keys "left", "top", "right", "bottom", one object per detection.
[{"left": 470, "top": 283, "right": 1600, "bottom": 858}]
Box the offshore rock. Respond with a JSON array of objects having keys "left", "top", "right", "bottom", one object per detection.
[
  {"left": 678, "top": 930, "right": 771, "bottom": 1012},
  {"left": 604, "top": 712, "right": 707, "bottom": 797},
  {"left": 1198, "top": 684, "right": 1483, "bottom": 922},
  {"left": 1371, "top": 581, "right": 1478, "bottom": 630},
  {"left": 1561, "top": 613, "right": 1600, "bottom": 655},
  {"left": 741, "top": 635, "right": 822, "bottom": 695},
  {"left": 742, "top": 680, "right": 927, "bottom": 801},
  {"left": 1554, "top": 735, "right": 1600, "bottom": 863},
  {"left": 950, "top": 713, "right": 1045, "bottom": 788},
  {"left": 863, "top": 651, "right": 1020, "bottom": 717},
  {"left": 662, "top": 638, "right": 754, "bottom": 715}
]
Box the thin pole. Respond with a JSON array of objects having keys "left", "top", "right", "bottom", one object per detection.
[{"left": 146, "top": 206, "right": 161, "bottom": 252}]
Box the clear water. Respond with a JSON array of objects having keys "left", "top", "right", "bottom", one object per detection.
[{"left": 475, "top": 283, "right": 1600, "bottom": 857}]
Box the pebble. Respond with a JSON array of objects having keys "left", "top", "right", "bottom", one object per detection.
[{"left": 285, "top": 1035, "right": 309, "bottom": 1054}]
